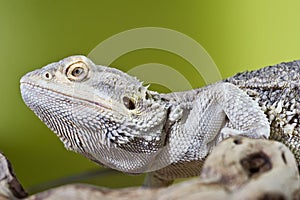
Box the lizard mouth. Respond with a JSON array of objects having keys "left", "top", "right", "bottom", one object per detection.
[{"left": 20, "top": 81, "right": 113, "bottom": 111}]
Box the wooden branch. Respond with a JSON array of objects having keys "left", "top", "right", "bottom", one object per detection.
[
  {"left": 1, "top": 137, "right": 299, "bottom": 199},
  {"left": 0, "top": 152, "right": 27, "bottom": 199}
]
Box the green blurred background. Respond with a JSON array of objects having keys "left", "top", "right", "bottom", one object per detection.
[{"left": 1, "top": 0, "right": 300, "bottom": 193}]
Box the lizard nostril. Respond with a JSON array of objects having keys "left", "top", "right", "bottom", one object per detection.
[{"left": 43, "top": 72, "right": 53, "bottom": 80}]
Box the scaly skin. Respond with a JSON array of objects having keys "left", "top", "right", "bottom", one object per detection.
[
  {"left": 21, "top": 55, "right": 296, "bottom": 187},
  {"left": 225, "top": 61, "right": 300, "bottom": 164}
]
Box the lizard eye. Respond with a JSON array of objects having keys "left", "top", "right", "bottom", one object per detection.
[
  {"left": 122, "top": 97, "right": 136, "bottom": 110},
  {"left": 66, "top": 61, "right": 89, "bottom": 81}
]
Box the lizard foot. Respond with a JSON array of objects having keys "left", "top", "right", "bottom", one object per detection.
[{"left": 220, "top": 126, "right": 270, "bottom": 140}]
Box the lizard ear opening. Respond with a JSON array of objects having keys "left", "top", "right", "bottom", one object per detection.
[{"left": 122, "top": 96, "right": 136, "bottom": 110}]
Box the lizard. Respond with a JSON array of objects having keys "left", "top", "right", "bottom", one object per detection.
[{"left": 19, "top": 55, "right": 299, "bottom": 187}]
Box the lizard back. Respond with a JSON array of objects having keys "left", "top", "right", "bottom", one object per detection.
[{"left": 226, "top": 60, "right": 300, "bottom": 163}]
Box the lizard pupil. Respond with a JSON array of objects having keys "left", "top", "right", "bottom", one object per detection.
[
  {"left": 123, "top": 97, "right": 136, "bottom": 110},
  {"left": 72, "top": 67, "right": 83, "bottom": 77}
]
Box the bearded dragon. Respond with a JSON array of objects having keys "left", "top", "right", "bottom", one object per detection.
[{"left": 20, "top": 55, "right": 299, "bottom": 186}]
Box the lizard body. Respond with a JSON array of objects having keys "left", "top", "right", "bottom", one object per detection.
[{"left": 20, "top": 56, "right": 298, "bottom": 186}]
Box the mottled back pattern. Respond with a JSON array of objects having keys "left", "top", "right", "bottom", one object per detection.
[{"left": 226, "top": 61, "right": 300, "bottom": 162}]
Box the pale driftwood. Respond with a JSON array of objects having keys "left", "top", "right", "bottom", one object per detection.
[
  {"left": 1, "top": 137, "right": 299, "bottom": 200},
  {"left": 0, "top": 152, "right": 27, "bottom": 199}
]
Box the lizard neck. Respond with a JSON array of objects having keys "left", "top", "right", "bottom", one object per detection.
[
  {"left": 160, "top": 87, "right": 221, "bottom": 163},
  {"left": 159, "top": 90, "right": 207, "bottom": 163}
]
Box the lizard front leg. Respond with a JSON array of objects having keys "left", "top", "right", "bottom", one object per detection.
[
  {"left": 215, "top": 82, "right": 270, "bottom": 140},
  {"left": 144, "top": 83, "right": 270, "bottom": 187},
  {"left": 181, "top": 82, "right": 270, "bottom": 162}
]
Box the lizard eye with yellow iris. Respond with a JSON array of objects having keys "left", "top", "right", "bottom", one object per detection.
[{"left": 66, "top": 61, "right": 89, "bottom": 81}]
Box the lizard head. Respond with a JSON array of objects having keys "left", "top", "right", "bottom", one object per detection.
[{"left": 20, "top": 55, "right": 174, "bottom": 173}]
